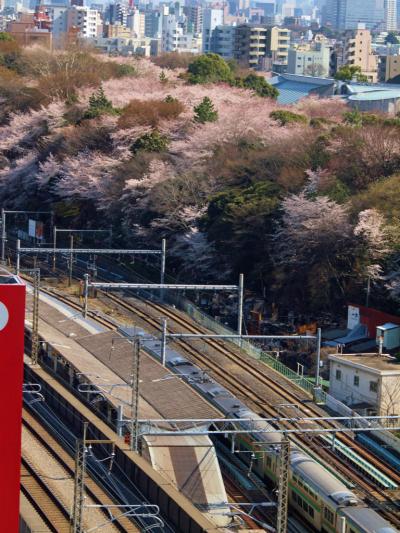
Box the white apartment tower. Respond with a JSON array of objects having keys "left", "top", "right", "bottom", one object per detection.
[
  {"left": 67, "top": 6, "right": 102, "bottom": 39},
  {"left": 385, "top": 0, "right": 397, "bottom": 31}
]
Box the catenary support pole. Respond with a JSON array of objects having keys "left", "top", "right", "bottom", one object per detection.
[
  {"left": 276, "top": 434, "right": 290, "bottom": 533},
  {"left": 69, "top": 234, "right": 74, "bottom": 287},
  {"left": 31, "top": 269, "right": 40, "bottom": 366},
  {"left": 237, "top": 273, "right": 244, "bottom": 336},
  {"left": 83, "top": 274, "right": 89, "bottom": 319},
  {"left": 160, "top": 238, "right": 166, "bottom": 301},
  {"left": 1, "top": 208, "right": 5, "bottom": 263},
  {"left": 16, "top": 239, "right": 20, "bottom": 275},
  {"left": 53, "top": 225, "right": 57, "bottom": 272},
  {"left": 313, "top": 327, "right": 322, "bottom": 402},
  {"left": 130, "top": 338, "right": 141, "bottom": 453},
  {"left": 71, "top": 421, "right": 88, "bottom": 533},
  {"left": 161, "top": 317, "right": 167, "bottom": 366}
]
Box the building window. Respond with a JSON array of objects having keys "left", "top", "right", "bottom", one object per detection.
[
  {"left": 336, "top": 369, "right": 341, "bottom": 381},
  {"left": 354, "top": 375, "right": 359, "bottom": 387},
  {"left": 370, "top": 381, "right": 378, "bottom": 393}
]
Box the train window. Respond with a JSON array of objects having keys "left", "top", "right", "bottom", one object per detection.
[
  {"left": 336, "top": 369, "right": 342, "bottom": 381},
  {"left": 266, "top": 456, "right": 272, "bottom": 468},
  {"left": 324, "top": 508, "right": 334, "bottom": 524},
  {"left": 309, "top": 506, "right": 314, "bottom": 519}
]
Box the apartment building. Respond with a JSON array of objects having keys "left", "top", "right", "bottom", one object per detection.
[
  {"left": 67, "top": 5, "right": 101, "bottom": 39},
  {"left": 287, "top": 40, "right": 330, "bottom": 77},
  {"left": 343, "top": 24, "right": 378, "bottom": 83},
  {"left": 234, "top": 24, "right": 268, "bottom": 69},
  {"left": 266, "top": 25, "right": 290, "bottom": 64},
  {"left": 210, "top": 24, "right": 235, "bottom": 59}
]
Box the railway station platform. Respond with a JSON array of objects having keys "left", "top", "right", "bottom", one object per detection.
[{"left": 24, "top": 287, "right": 230, "bottom": 530}]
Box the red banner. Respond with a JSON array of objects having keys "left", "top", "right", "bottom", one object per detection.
[{"left": 0, "top": 276, "right": 25, "bottom": 532}]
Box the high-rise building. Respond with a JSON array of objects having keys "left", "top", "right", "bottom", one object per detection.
[
  {"left": 145, "top": 9, "right": 162, "bottom": 38},
  {"left": 202, "top": 7, "right": 223, "bottom": 52},
  {"left": 188, "top": 4, "right": 202, "bottom": 34},
  {"left": 384, "top": 0, "right": 397, "bottom": 30},
  {"left": 325, "top": 0, "right": 385, "bottom": 30}
]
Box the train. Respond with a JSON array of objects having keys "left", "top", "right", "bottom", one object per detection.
[
  {"left": 168, "top": 356, "right": 399, "bottom": 533},
  {"left": 220, "top": 409, "right": 398, "bottom": 533}
]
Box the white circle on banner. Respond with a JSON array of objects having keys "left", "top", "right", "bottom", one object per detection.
[{"left": 0, "top": 301, "right": 9, "bottom": 331}]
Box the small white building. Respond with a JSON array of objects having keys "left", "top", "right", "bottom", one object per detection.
[
  {"left": 287, "top": 41, "right": 330, "bottom": 77},
  {"left": 328, "top": 353, "right": 400, "bottom": 420}
]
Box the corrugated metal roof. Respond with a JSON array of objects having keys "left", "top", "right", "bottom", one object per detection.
[
  {"left": 270, "top": 74, "right": 336, "bottom": 104},
  {"left": 273, "top": 81, "right": 321, "bottom": 104}
]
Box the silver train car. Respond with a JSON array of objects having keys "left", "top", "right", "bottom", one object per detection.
[{"left": 228, "top": 409, "right": 398, "bottom": 533}]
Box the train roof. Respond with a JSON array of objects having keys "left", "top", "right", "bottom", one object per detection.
[
  {"left": 291, "top": 452, "right": 358, "bottom": 505},
  {"left": 341, "top": 507, "right": 398, "bottom": 533}
]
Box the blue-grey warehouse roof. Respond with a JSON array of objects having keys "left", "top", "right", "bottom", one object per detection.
[{"left": 269, "top": 74, "right": 336, "bottom": 105}]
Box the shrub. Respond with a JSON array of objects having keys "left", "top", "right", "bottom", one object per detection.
[
  {"left": 187, "top": 54, "right": 234, "bottom": 84},
  {"left": 194, "top": 97, "right": 218, "bottom": 123},
  {"left": 152, "top": 52, "right": 195, "bottom": 70},
  {"left": 112, "top": 63, "right": 136, "bottom": 78},
  {"left": 237, "top": 73, "right": 279, "bottom": 99},
  {"left": 118, "top": 98, "right": 184, "bottom": 128},
  {"left": 130, "top": 131, "right": 169, "bottom": 153},
  {"left": 270, "top": 110, "right": 308, "bottom": 126}
]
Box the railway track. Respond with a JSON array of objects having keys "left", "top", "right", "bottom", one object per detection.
[
  {"left": 95, "top": 291, "right": 400, "bottom": 526},
  {"left": 22, "top": 408, "right": 137, "bottom": 533},
  {"left": 17, "top": 260, "right": 400, "bottom": 526},
  {"left": 21, "top": 458, "right": 70, "bottom": 533}
]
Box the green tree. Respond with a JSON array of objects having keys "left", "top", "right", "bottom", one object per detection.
[
  {"left": 193, "top": 96, "right": 218, "bottom": 123},
  {"left": 130, "top": 130, "right": 169, "bottom": 153},
  {"left": 335, "top": 65, "right": 368, "bottom": 83},
  {"left": 84, "top": 86, "right": 116, "bottom": 119},
  {"left": 187, "top": 53, "right": 234, "bottom": 84},
  {"left": 238, "top": 73, "right": 279, "bottom": 99},
  {"left": 159, "top": 70, "right": 168, "bottom": 84},
  {"left": 385, "top": 31, "right": 399, "bottom": 45}
]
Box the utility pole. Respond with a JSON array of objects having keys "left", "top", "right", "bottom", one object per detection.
[
  {"left": 71, "top": 421, "right": 88, "bottom": 533},
  {"left": 31, "top": 269, "right": 40, "bottom": 366},
  {"left": 130, "top": 337, "right": 141, "bottom": 453},
  {"left": 276, "top": 434, "right": 290, "bottom": 533},
  {"left": 69, "top": 234, "right": 74, "bottom": 287}
]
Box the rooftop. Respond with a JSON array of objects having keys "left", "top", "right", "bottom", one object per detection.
[
  {"left": 270, "top": 73, "right": 335, "bottom": 105},
  {"left": 329, "top": 353, "right": 400, "bottom": 374},
  {"left": 349, "top": 89, "right": 400, "bottom": 102}
]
